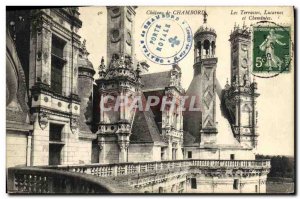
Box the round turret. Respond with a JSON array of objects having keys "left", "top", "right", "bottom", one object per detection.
[
  {"left": 193, "top": 11, "right": 217, "bottom": 63},
  {"left": 78, "top": 39, "right": 96, "bottom": 78}
]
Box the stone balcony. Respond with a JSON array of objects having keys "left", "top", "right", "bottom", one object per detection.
[
  {"left": 7, "top": 167, "right": 137, "bottom": 194},
  {"left": 7, "top": 159, "right": 270, "bottom": 194},
  {"left": 42, "top": 159, "right": 270, "bottom": 177}
]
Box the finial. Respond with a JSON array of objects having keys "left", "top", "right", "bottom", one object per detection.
[
  {"left": 82, "top": 39, "right": 86, "bottom": 48},
  {"left": 136, "top": 62, "right": 141, "bottom": 71},
  {"left": 99, "top": 56, "right": 106, "bottom": 71},
  {"left": 243, "top": 21, "right": 246, "bottom": 30},
  {"left": 173, "top": 52, "right": 178, "bottom": 64},
  {"left": 101, "top": 56, "right": 104, "bottom": 65},
  {"left": 81, "top": 39, "right": 89, "bottom": 57},
  {"left": 203, "top": 10, "right": 208, "bottom": 24}
]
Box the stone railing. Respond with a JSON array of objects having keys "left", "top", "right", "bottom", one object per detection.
[
  {"left": 191, "top": 159, "right": 271, "bottom": 168},
  {"left": 7, "top": 167, "right": 137, "bottom": 194},
  {"left": 41, "top": 159, "right": 271, "bottom": 178}
]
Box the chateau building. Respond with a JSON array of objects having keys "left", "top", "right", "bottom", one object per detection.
[{"left": 6, "top": 7, "right": 270, "bottom": 194}]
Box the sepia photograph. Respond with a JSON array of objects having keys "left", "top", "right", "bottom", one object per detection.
[{"left": 5, "top": 5, "right": 295, "bottom": 194}]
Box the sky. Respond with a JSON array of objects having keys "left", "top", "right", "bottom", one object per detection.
[{"left": 78, "top": 6, "right": 294, "bottom": 156}]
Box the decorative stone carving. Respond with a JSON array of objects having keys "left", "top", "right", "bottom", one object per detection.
[
  {"left": 118, "top": 141, "right": 129, "bottom": 151},
  {"left": 98, "top": 141, "right": 104, "bottom": 150},
  {"left": 111, "top": 29, "right": 121, "bottom": 43},
  {"left": 38, "top": 112, "right": 48, "bottom": 130},
  {"left": 126, "top": 30, "right": 132, "bottom": 46},
  {"left": 109, "top": 7, "right": 121, "bottom": 18},
  {"left": 70, "top": 117, "right": 79, "bottom": 133}
]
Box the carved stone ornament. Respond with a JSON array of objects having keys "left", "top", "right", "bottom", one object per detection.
[
  {"left": 70, "top": 117, "right": 79, "bottom": 133},
  {"left": 118, "top": 141, "right": 129, "bottom": 151},
  {"left": 109, "top": 7, "right": 121, "bottom": 18},
  {"left": 110, "top": 29, "right": 121, "bottom": 43},
  {"left": 38, "top": 112, "right": 49, "bottom": 130},
  {"left": 98, "top": 141, "right": 104, "bottom": 150}
]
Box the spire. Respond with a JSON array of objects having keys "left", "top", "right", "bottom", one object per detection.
[
  {"left": 98, "top": 56, "right": 106, "bottom": 79},
  {"left": 242, "top": 21, "right": 246, "bottom": 30},
  {"left": 225, "top": 78, "right": 230, "bottom": 90},
  {"left": 135, "top": 62, "right": 141, "bottom": 78},
  {"left": 80, "top": 39, "right": 89, "bottom": 58},
  {"left": 99, "top": 56, "right": 106, "bottom": 71},
  {"left": 173, "top": 52, "right": 178, "bottom": 65}
]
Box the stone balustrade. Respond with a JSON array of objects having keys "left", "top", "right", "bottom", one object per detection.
[
  {"left": 41, "top": 159, "right": 271, "bottom": 178},
  {"left": 7, "top": 159, "right": 270, "bottom": 194},
  {"left": 7, "top": 167, "right": 137, "bottom": 194}
]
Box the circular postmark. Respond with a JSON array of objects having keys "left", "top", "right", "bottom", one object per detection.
[
  {"left": 251, "top": 21, "right": 293, "bottom": 79},
  {"left": 140, "top": 13, "right": 193, "bottom": 65}
]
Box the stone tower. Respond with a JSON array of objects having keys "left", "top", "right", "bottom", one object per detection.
[
  {"left": 28, "top": 8, "right": 83, "bottom": 165},
  {"left": 193, "top": 12, "right": 218, "bottom": 145},
  {"left": 96, "top": 6, "right": 142, "bottom": 163},
  {"left": 106, "top": 6, "right": 136, "bottom": 65},
  {"left": 223, "top": 24, "right": 259, "bottom": 149}
]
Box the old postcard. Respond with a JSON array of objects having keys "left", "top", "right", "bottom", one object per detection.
[{"left": 6, "top": 6, "right": 295, "bottom": 194}]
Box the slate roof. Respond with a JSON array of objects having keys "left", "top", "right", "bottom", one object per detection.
[
  {"left": 141, "top": 71, "right": 171, "bottom": 91},
  {"left": 130, "top": 95, "right": 164, "bottom": 144},
  {"left": 183, "top": 74, "right": 203, "bottom": 142},
  {"left": 183, "top": 130, "right": 197, "bottom": 146},
  {"left": 78, "top": 57, "right": 94, "bottom": 71}
]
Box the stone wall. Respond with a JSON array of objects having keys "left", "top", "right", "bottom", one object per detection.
[
  {"left": 184, "top": 147, "right": 255, "bottom": 160},
  {"left": 6, "top": 131, "right": 28, "bottom": 167},
  {"left": 99, "top": 143, "right": 119, "bottom": 164},
  {"left": 74, "top": 139, "right": 92, "bottom": 164},
  {"left": 186, "top": 175, "right": 267, "bottom": 193},
  {"left": 128, "top": 144, "right": 161, "bottom": 162}
]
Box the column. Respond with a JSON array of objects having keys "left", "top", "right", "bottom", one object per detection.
[
  {"left": 63, "top": 42, "right": 71, "bottom": 96},
  {"left": 168, "top": 140, "right": 172, "bottom": 160},
  {"left": 71, "top": 35, "right": 80, "bottom": 95},
  {"left": 98, "top": 140, "right": 106, "bottom": 164},
  {"left": 26, "top": 132, "right": 32, "bottom": 166},
  {"left": 29, "top": 11, "right": 52, "bottom": 87},
  {"left": 118, "top": 141, "right": 129, "bottom": 163},
  {"left": 235, "top": 103, "right": 239, "bottom": 126},
  {"left": 177, "top": 143, "right": 183, "bottom": 160}
]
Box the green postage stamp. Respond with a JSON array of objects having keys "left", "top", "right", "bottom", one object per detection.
[{"left": 253, "top": 26, "right": 291, "bottom": 73}]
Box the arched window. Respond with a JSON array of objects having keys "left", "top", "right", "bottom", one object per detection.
[
  {"left": 211, "top": 41, "right": 216, "bottom": 55},
  {"left": 242, "top": 104, "right": 252, "bottom": 126},
  {"left": 197, "top": 41, "right": 202, "bottom": 57},
  {"left": 203, "top": 40, "right": 210, "bottom": 55}
]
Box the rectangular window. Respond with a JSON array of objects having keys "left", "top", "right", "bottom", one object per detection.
[
  {"left": 52, "top": 35, "right": 65, "bottom": 58},
  {"left": 191, "top": 178, "right": 197, "bottom": 189},
  {"left": 188, "top": 151, "right": 192, "bottom": 159},
  {"left": 51, "top": 34, "right": 66, "bottom": 94},
  {"left": 49, "top": 144, "right": 63, "bottom": 165},
  {"left": 161, "top": 147, "right": 164, "bottom": 160},
  {"left": 230, "top": 154, "right": 235, "bottom": 160},
  {"left": 255, "top": 185, "right": 258, "bottom": 193},
  {"left": 158, "top": 187, "right": 163, "bottom": 193},
  {"left": 49, "top": 123, "right": 63, "bottom": 142},
  {"left": 49, "top": 123, "right": 64, "bottom": 165},
  {"left": 233, "top": 179, "right": 239, "bottom": 190}
]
